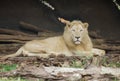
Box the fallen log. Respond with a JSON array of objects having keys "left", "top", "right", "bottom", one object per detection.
[
  {"left": 89, "top": 31, "right": 101, "bottom": 38},
  {"left": 44, "top": 66, "right": 120, "bottom": 79},
  {"left": 94, "top": 44, "right": 120, "bottom": 51},
  {"left": 38, "top": 32, "right": 61, "bottom": 37},
  {"left": 92, "top": 39, "right": 120, "bottom": 50},
  {"left": 0, "top": 32, "right": 61, "bottom": 43},
  {"left": 20, "top": 21, "right": 52, "bottom": 33},
  {"left": 0, "top": 28, "right": 31, "bottom": 36},
  {"left": 0, "top": 55, "right": 91, "bottom": 67},
  {"left": 0, "top": 54, "right": 119, "bottom": 80},
  {"left": 92, "top": 39, "right": 120, "bottom": 46},
  {"left": 0, "top": 40, "right": 26, "bottom": 43},
  {"left": 0, "top": 35, "right": 40, "bottom": 41},
  {"left": 105, "top": 40, "right": 120, "bottom": 45},
  {"left": 0, "top": 65, "right": 119, "bottom": 81},
  {"left": 108, "top": 51, "right": 120, "bottom": 54},
  {"left": 0, "top": 32, "right": 68, "bottom": 44}
]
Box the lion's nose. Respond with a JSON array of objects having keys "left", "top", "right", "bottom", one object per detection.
[{"left": 75, "top": 36, "right": 80, "bottom": 39}]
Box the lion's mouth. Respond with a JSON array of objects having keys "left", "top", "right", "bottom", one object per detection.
[{"left": 74, "top": 40, "right": 81, "bottom": 44}]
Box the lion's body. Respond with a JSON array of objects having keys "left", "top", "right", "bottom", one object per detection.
[
  {"left": 23, "top": 36, "right": 72, "bottom": 56},
  {"left": 1, "top": 19, "right": 105, "bottom": 59}
]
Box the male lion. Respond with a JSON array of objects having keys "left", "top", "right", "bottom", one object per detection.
[{"left": 1, "top": 18, "right": 105, "bottom": 60}]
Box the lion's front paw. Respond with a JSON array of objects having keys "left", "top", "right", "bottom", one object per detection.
[
  {"left": 0, "top": 56, "right": 9, "bottom": 61},
  {"left": 98, "top": 49, "right": 105, "bottom": 56},
  {"left": 92, "top": 48, "right": 105, "bottom": 56}
]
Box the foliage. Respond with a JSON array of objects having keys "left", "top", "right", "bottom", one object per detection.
[
  {"left": 112, "top": 77, "right": 119, "bottom": 81},
  {"left": 0, "top": 77, "right": 46, "bottom": 81},
  {"left": 0, "top": 64, "right": 17, "bottom": 72},
  {"left": 101, "top": 57, "right": 120, "bottom": 68},
  {"left": 70, "top": 56, "right": 120, "bottom": 68},
  {"left": 0, "top": 77, "right": 28, "bottom": 81},
  {"left": 70, "top": 57, "right": 91, "bottom": 68}
]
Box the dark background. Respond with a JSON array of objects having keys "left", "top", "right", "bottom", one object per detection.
[{"left": 0, "top": 0, "right": 120, "bottom": 40}]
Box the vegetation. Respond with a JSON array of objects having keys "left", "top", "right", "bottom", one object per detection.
[
  {"left": 0, "top": 64, "right": 17, "bottom": 72},
  {"left": 70, "top": 59, "right": 89, "bottom": 68},
  {"left": 0, "top": 77, "right": 28, "bottom": 81},
  {"left": 101, "top": 57, "right": 120, "bottom": 68}
]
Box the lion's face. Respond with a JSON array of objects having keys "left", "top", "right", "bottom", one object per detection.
[{"left": 65, "top": 21, "right": 89, "bottom": 45}]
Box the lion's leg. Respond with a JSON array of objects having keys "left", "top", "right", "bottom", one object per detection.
[
  {"left": 48, "top": 51, "right": 73, "bottom": 56},
  {"left": 24, "top": 52, "right": 51, "bottom": 58},
  {"left": 1, "top": 47, "right": 23, "bottom": 60},
  {"left": 92, "top": 48, "right": 105, "bottom": 56},
  {"left": 23, "top": 51, "right": 72, "bottom": 58},
  {"left": 73, "top": 51, "right": 93, "bottom": 57},
  {"left": 73, "top": 48, "right": 105, "bottom": 57},
  {"left": 22, "top": 49, "right": 51, "bottom": 58}
]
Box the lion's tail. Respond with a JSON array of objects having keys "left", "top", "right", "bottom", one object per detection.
[{"left": 1, "top": 47, "right": 23, "bottom": 60}]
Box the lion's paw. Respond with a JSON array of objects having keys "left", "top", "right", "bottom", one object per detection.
[{"left": 92, "top": 49, "right": 105, "bottom": 56}]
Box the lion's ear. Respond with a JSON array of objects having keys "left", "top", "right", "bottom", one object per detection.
[
  {"left": 58, "top": 17, "right": 70, "bottom": 25},
  {"left": 84, "top": 23, "right": 89, "bottom": 29}
]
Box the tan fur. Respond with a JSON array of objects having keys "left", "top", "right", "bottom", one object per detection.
[{"left": 1, "top": 18, "right": 105, "bottom": 60}]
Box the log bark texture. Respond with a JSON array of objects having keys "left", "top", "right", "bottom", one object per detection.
[
  {"left": 0, "top": 65, "right": 119, "bottom": 81},
  {"left": 20, "top": 21, "right": 52, "bottom": 33}
]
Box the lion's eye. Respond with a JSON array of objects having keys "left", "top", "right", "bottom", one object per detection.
[
  {"left": 80, "top": 30, "right": 83, "bottom": 32},
  {"left": 67, "top": 24, "right": 71, "bottom": 27},
  {"left": 72, "top": 29, "right": 75, "bottom": 32}
]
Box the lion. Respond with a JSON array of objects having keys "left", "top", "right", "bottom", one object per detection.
[{"left": 1, "top": 18, "right": 105, "bottom": 60}]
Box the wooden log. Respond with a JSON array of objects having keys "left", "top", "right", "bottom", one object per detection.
[
  {"left": 0, "top": 65, "right": 119, "bottom": 81},
  {"left": 92, "top": 38, "right": 120, "bottom": 51},
  {"left": 1, "top": 57, "right": 38, "bottom": 62},
  {"left": 20, "top": 21, "right": 52, "bottom": 33},
  {"left": 0, "top": 55, "right": 119, "bottom": 80},
  {"left": 0, "top": 28, "right": 31, "bottom": 36},
  {"left": 94, "top": 44, "right": 120, "bottom": 51},
  {"left": 0, "top": 32, "right": 61, "bottom": 43},
  {"left": 89, "top": 31, "right": 102, "bottom": 38},
  {"left": 107, "top": 51, "right": 120, "bottom": 54},
  {"left": 105, "top": 40, "right": 120, "bottom": 45},
  {"left": 0, "top": 40, "right": 26, "bottom": 43},
  {"left": 0, "top": 35, "right": 39, "bottom": 41},
  {"left": 38, "top": 32, "right": 61, "bottom": 37}
]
